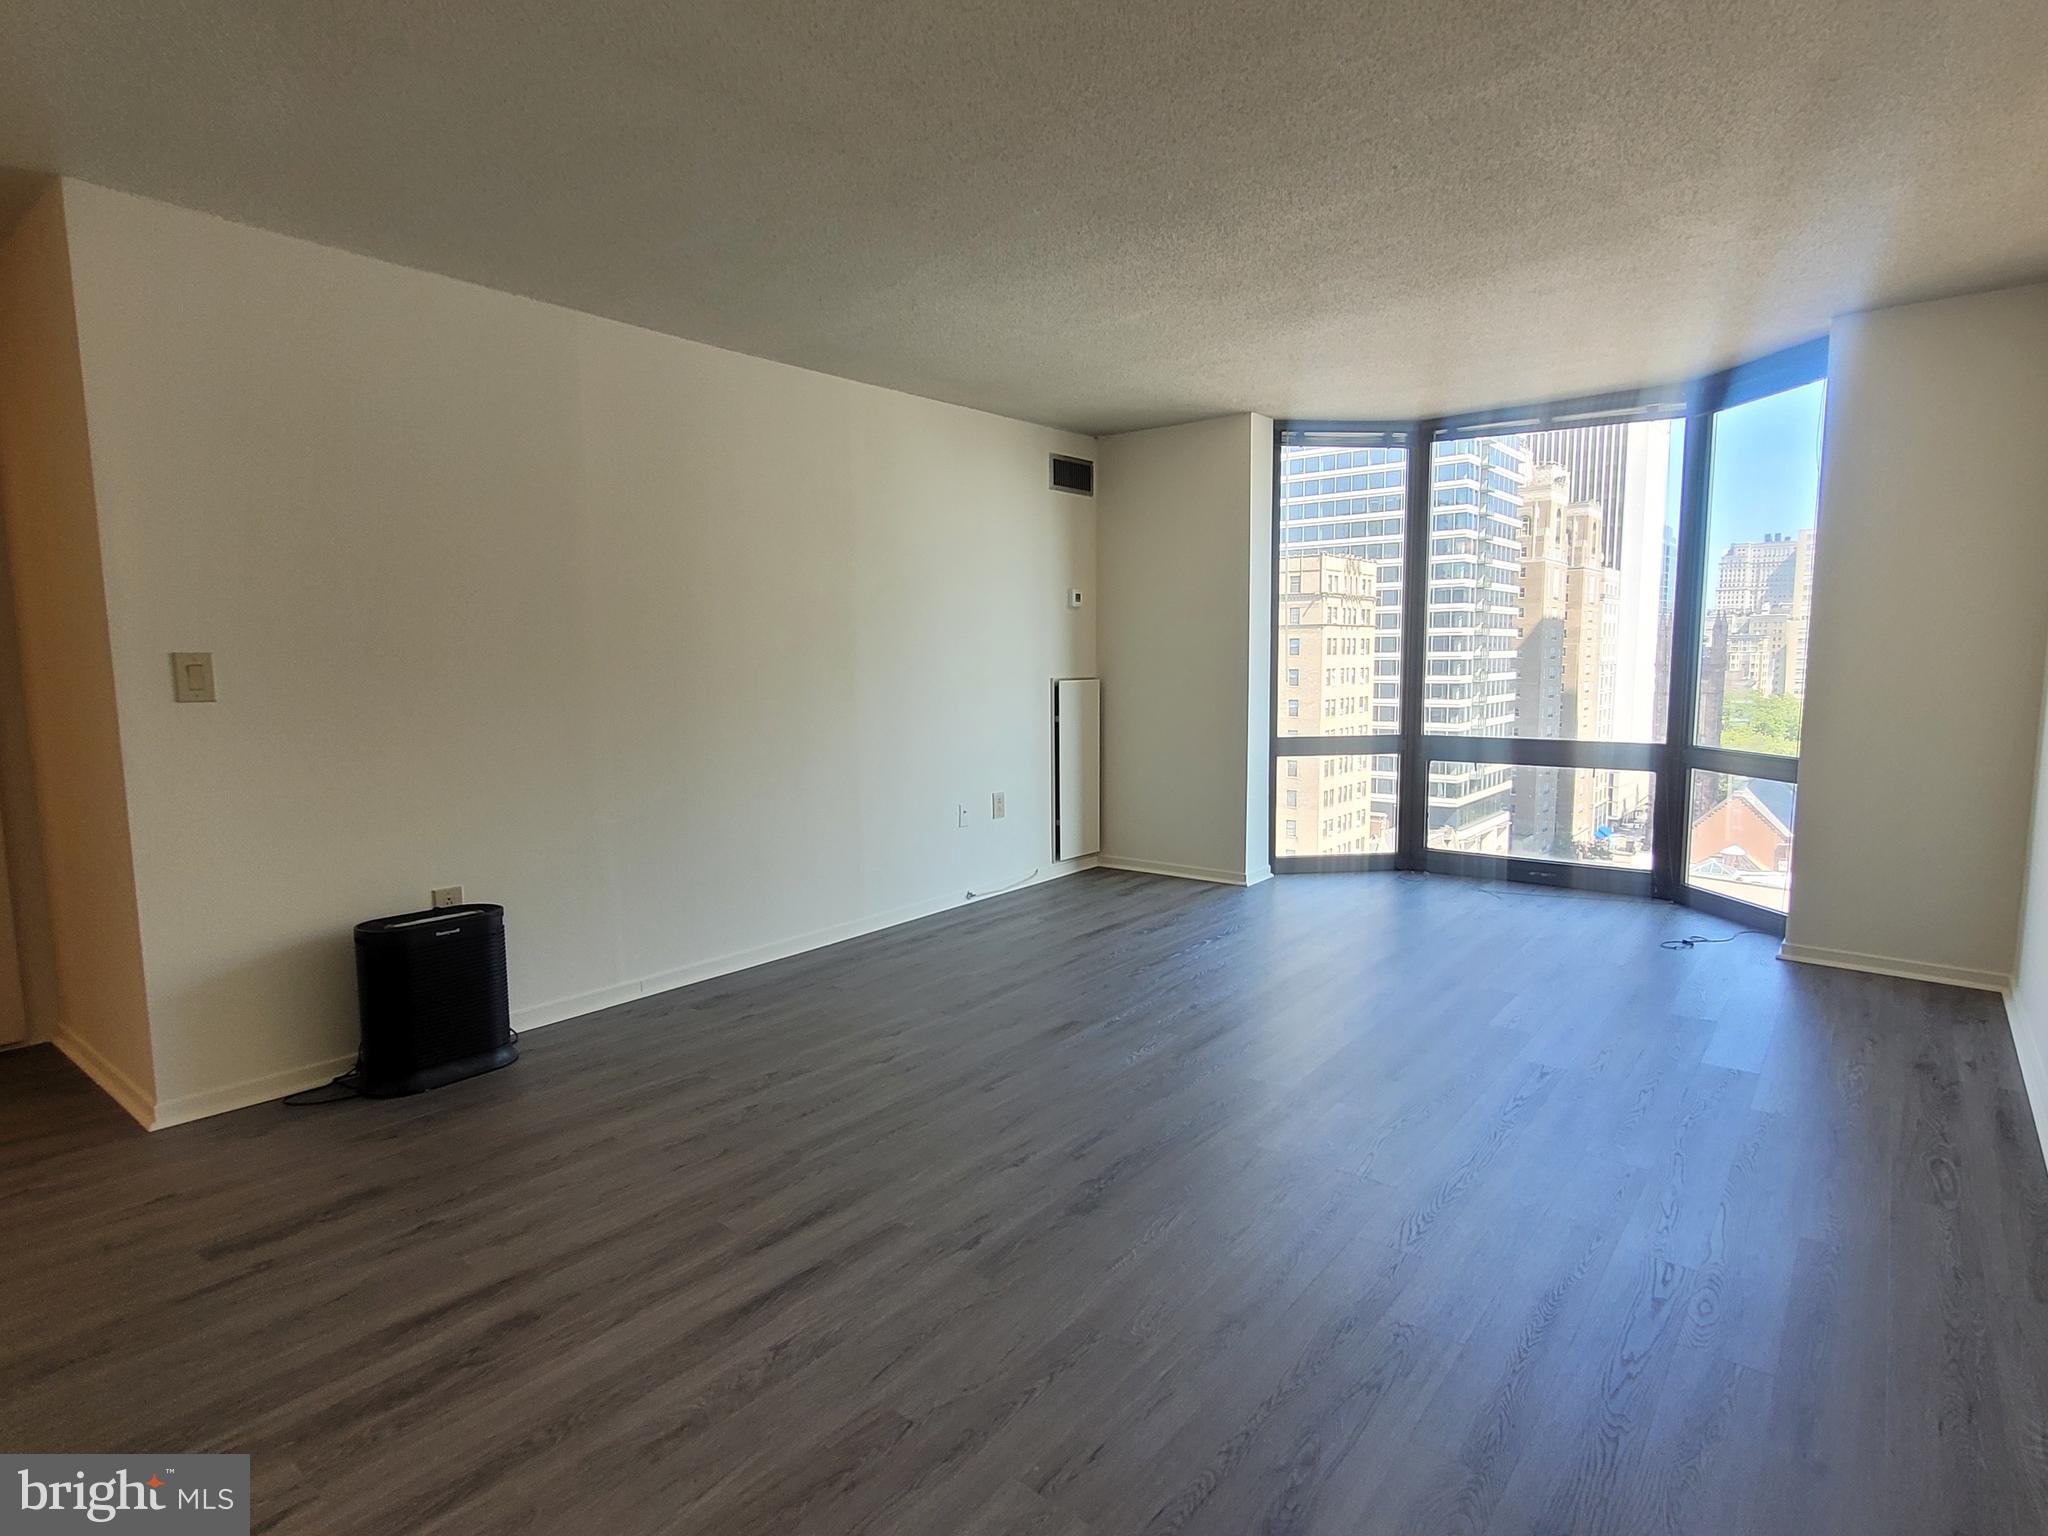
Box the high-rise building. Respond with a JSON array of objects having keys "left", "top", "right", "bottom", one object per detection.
[
  {"left": 1275, "top": 439, "right": 1405, "bottom": 731},
  {"left": 1608, "top": 420, "right": 1677, "bottom": 745},
  {"left": 1698, "top": 611, "right": 1731, "bottom": 747},
  {"left": 1652, "top": 521, "right": 1678, "bottom": 735},
  {"left": 1715, "top": 529, "right": 1813, "bottom": 622},
  {"left": 1525, "top": 423, "right": 1630, "bottom": 563},
  {"left": 1511, "top": 464, "right": 1620, "bottom": 856},
  {"left": 1425, "top": 437, "right": 1528, "bottom": 854},
  {"left": 1274, "top": 552, "right": 1394, "bottom": 856},
  {"left": 1705, "top": 528, "right": 1817, "bottom": 716},
  {"left": 1275, "top": 442, "right": 1407, "bottom": 858},
  {"left": 1284, "top": 426, "right": 1669, "bottom": 861}
]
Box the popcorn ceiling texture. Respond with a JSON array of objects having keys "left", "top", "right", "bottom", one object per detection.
[{"left": 2, "top": 0, "right": 2045, "bottom": 432}]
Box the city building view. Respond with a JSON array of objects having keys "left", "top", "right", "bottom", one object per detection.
[
  {"left": 1275, "top": 383, "right": 1824, "bottom": 913},
  {"left": 1274, "top": 439, "right": 1405, "bottom": 858},
  {"left": 1276, "top": 551, "right": 1398, "bottom": 857}
]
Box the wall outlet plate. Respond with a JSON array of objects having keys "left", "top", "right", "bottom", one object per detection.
[
  {"left": 430, "top": 886, "right": 464, "bottom": 909},
  {"left": 991, "top": 791, "right": 1006, "bottom": 819}
]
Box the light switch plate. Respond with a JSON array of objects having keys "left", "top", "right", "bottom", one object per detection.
[
  {"left": 170, "top": 652, "right": 216, "bottom": 703},
  {"left": 991, "top": 791, "right": 1006, "bottom": 819}
]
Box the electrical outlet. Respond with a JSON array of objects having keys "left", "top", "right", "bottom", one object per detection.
[
  {"left": 430, "top": 886, "right": 464, "bottom": 909},
  {"left": 991, "top": 791, "right": 1006, "bottom": 819}
]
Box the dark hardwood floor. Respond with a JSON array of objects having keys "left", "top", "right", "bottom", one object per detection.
[{"left": 4, "top": 869, "right": 2047, "bottom": 1534}]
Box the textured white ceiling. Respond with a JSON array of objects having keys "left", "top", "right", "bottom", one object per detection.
[{"left": 3, "top": 0, "right": 2046, "bottom": 433}]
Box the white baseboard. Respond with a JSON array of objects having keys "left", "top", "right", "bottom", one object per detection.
[
  {"left": 1096, "top": 856, "right": 1259, "bottom": 886},
  {"left": 151, "top": 1052, "right": 360, "bottom": 1131},
  {"left": 2004, "top": 985, "right": 2048, "bottom": 1177},
  {"left": 513, "top": 978, "right": 648, "bottom": 1034},
  {"left": 512, "top": 856, "right": 1097, "bottom": 1036},
  {"left": 105, "top": 859, "right": 1099, "bottom": 1131},
  {"left": 53, "top": 1030, "right": 155, "bottom": 1131},
  {"left": 1777, "top": 941, "right": 2011, "bottom": 994}
]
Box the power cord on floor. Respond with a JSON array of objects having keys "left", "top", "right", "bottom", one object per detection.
[
  {"left": 281, "top": 1064, "right": 363, "bottom": 1106},
  {"left": 967, "top": 869, "right": 1040, "bottom": 900},
  {"left": 1660, "top": 931, "right": 1768, "bottom": 951}
]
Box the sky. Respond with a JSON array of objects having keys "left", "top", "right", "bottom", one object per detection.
[
  {"left": 1703, "top": 380, "right": 1827, "bottom": 550},
  {"left": 1654, "top": 380, "right": 1824, "bottom": 609}
]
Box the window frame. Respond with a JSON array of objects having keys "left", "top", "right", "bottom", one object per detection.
[
  {"left": 1268, "top": 426, "right": 1411, "bottom": 874},
  {"left": 1269, "top": 337, "right": 1827, "bottom": 931}
]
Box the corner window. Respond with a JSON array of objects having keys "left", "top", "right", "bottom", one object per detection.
[{"left": 1271, "top": 340, "right": 1824, "bottom": 926}]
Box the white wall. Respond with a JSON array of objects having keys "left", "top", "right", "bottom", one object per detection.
[
  {"left": 57, "top": 181, "right": 1098, "bottom": 1126},
  {"left": 0, "top": 182, "right": 155, "bottom": 1108},
  {"left": 2009, "top": 614, "right": 2048, "bottom": 1170},
  {"left": 1787, "top": 283, "right": 2048, "bottom": 990},
  {"left": 1096, "top": 414, "right": 1272, "bottom": 885}
]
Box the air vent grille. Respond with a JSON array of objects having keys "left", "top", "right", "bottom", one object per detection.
[{"left": 1050, "top": 454, "right": 1094, "bottom": 496}]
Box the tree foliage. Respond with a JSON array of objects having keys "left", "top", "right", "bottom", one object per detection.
[{"left": 1717, "top": 690, "right": 1802, "bottom": 754}]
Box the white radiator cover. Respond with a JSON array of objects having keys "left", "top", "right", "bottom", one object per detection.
[{"left": 1054, "top": 678, "right": 1101, "bottom": 860}]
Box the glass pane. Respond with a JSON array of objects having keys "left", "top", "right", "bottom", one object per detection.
[
  {"left": 1425, "top": 421, "right": 1685, "bottom": 743},
  {"left": 1276, "top": 754, "right": 1399, "bottom": 858},
  {"left": 1429, "top": 761, "right": 1654, "bottom": 868},
  {"left": 1276, "top": 438, "right": 1406, "bottom": 737},
  {"left": 1687, "top": 770, "right": 1797, "bottom": 912},
  {"left": 1695, "top": 381, "right": 1825, "bottom": 755}
]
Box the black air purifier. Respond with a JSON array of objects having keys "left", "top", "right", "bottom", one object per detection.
[{"left": 353, "top": 903, "right": 517, "bottom": 1097}]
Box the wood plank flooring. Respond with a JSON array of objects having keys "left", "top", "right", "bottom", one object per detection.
[{"left": 4, "top": 869, "right": 2046, "bottom": 1534}]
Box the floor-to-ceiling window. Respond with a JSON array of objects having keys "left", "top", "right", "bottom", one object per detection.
[
  {"left": 1421, "top": 418, "right": 1685, "bottom": 881},
  {"left": 1272, "top": 430, "right": 1407, "bottom": 868},
  {"left": 1676, "top": 377, "right": 1825, "bottom": 917},
  {"left": 1271, "top": 341, "right": 1826, "bottom": 930}
]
